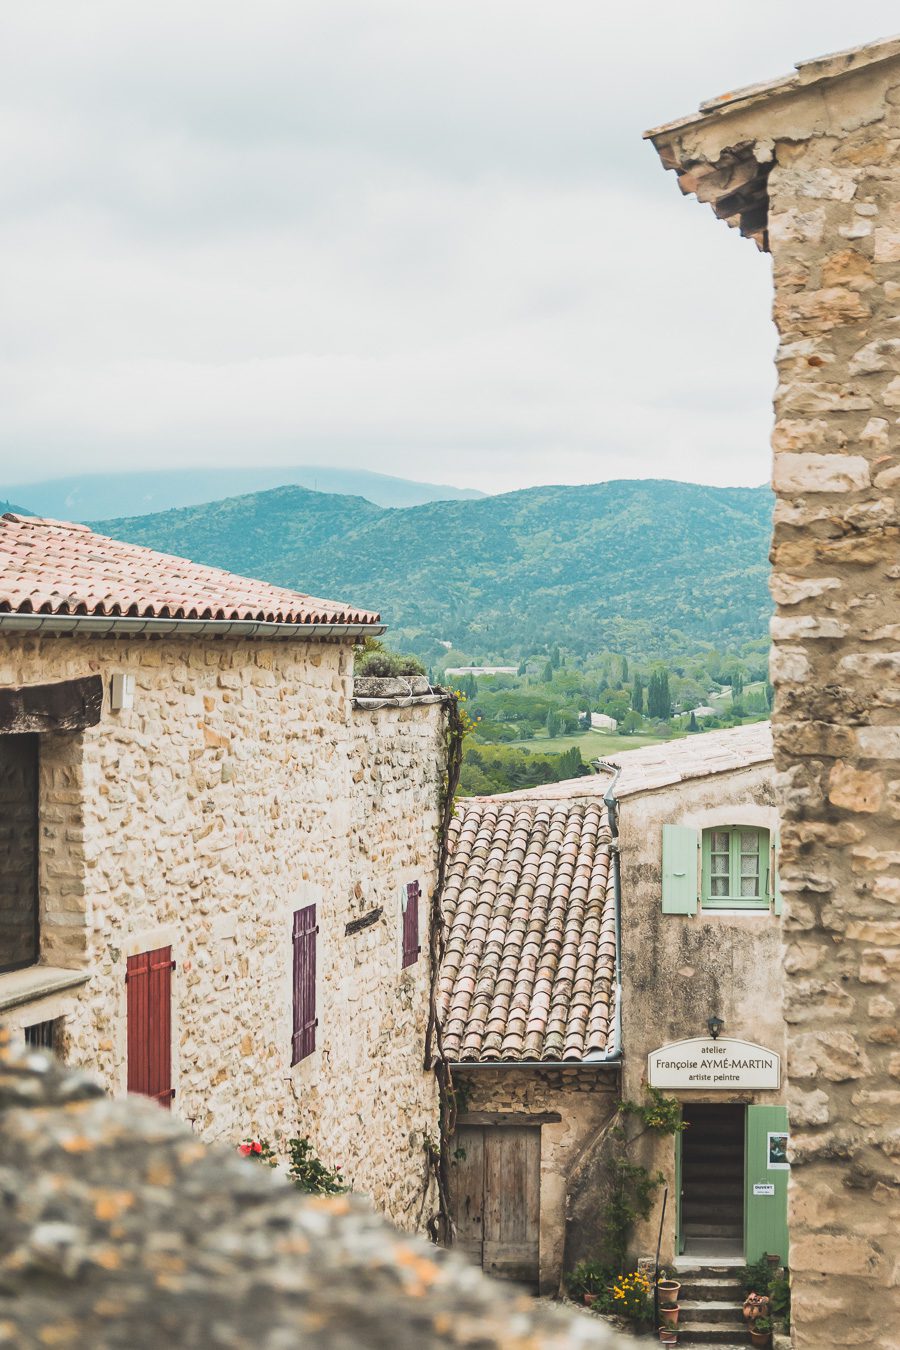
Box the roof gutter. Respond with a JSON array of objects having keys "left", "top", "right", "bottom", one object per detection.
[
  {"left": 448, "top": 1058, "right": 620, "bottom": 1070},
  {"left": 0, "top": 614, "right": 385, "bottom": 640}
]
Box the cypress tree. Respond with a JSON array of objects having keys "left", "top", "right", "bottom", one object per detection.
[{"left": 631, "top": 675, "right": 644, "bottom": 714}]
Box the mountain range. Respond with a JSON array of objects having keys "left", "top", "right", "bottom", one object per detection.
[
  {"left": 2, "top": 466, "right": 483, "bottom": 519},
  {"left": 92, "top": 479, "right": 773, "bottom": 661}
]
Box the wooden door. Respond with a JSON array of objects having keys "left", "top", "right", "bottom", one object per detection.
[
  {"left": 451, "top": 1126, "right": 486, "bottom": 1265},
  {"left": 450, "top": 1124, "right": 540, "bottom": 1288},
  {"left": 744, "top": 1105, "right": 790, "bottom": 1264}
]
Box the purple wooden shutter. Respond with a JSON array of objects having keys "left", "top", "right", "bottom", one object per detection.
[
  {"left": 292, "top": 904, "right": 317, "bottom": 1065},
  {"left": 126, "top": 946, "right": 174, "bottom": 1108},
  {"left": 402, "top": 881, "right": 421, "bottom": 969}
]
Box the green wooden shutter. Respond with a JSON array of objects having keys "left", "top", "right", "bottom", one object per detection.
[
  {"left": 773, "top": 831, "right": 783, "bottom": 916},
  {"left": 662, "top": 825, "right": 699, "bottom": 914}
]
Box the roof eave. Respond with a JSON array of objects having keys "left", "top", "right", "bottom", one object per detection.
[{"left": 0, "top": 613, "right": 385, "bottom": 640}]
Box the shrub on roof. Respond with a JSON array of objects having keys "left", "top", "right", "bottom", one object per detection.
[{"left": 355, "top": 647, "right": 426, "bottom": 678}]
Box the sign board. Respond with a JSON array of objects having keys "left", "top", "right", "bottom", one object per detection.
[
  {"left": 647, "top": 1038, "right": 781, "bottom": 1090},
  {"left": 753, "top": 1183, "right": 775, "bottom": 1197}
]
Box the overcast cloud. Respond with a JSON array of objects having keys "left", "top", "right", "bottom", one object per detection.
[{"left": 0, "top": 2, "right": 897, "bottom": 494}]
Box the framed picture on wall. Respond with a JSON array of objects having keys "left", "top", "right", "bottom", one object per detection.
[{"left": 767, "top": 1131, "right": 789, "bottom": 1169}]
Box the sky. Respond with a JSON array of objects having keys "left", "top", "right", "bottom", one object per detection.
[{"left": 0, "top": 3, "right": 898, "bottom": 496}]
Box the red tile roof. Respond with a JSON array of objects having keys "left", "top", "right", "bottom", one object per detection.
[
  {"left": 0, "top": 514, "right": 380, "bottom": 627},
  {"left": 438, "top": 799, "right": 618, "bottom": 1062}
]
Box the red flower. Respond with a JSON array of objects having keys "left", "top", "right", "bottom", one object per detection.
[
  {"left": 252, "top": 1142, "right": 262, "bottom": 1155},
  {"left": 239, "top": 1144, "right": 252, "bottom": 1156}
]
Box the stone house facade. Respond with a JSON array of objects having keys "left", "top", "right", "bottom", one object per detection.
[
  {"left": 0, "top": 512, "right": 447, "bottom": 1227},
  {"left": 438, "top": 724, "right": 781, "bottom": 1296},
  {"left": 646, "top": 34, "right": 900, "bottom": 1347}
]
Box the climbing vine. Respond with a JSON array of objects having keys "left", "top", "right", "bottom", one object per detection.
[
  {"left": 421, "top": 688, "right": 469, "bottom": 1243},
  {"left": 620, "top": 1087, "right": 686, "bottom": 1135},
  {"left": 596, "top": 1089, "right": 684, "bottom": 1272}
]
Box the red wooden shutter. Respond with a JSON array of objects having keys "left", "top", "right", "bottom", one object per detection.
[
  {"left": 402, "top": 881, "right": 421, "bottom": 969},
  {"left": 292, "top": 905, "right": 317, "bottom": 1065},
  {"left": 126, "top": 945, "right": 174, "bottom": 1108}
]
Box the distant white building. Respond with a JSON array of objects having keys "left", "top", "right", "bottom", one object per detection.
[
  {"left": 590, "top": 713, "right": 618, "bottom": 731},
  {"left": 444, "top": 666, "right": 518, "bottom": 677}
]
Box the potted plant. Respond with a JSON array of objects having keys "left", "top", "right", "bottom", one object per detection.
[
  {"left": 658, "top": 1276, "right": 681, "bottom": 1305},
  {"left": 750, "top": 1316, "right": 772, "bottom": 1347},
  {"left": 660, "top": 1302, "right": 680, "bottom": 1328},
  {"left": 658, "top": 1328, "right": 678, "bottom": 1346}
]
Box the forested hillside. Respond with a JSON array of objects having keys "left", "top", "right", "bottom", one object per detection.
[{"left": 95, "top": 479, "right": 773, "bottom": 661}]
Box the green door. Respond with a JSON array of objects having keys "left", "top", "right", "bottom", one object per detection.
[
  {"left": 744, "top": 1105, "right": 789, "bottom": 1264},
  {"left": 675, "top": 1127, "right": 684, "bottom": 1254}
]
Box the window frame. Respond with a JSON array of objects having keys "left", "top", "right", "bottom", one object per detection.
[{"left": 701, "top": 825, "right": 771, "bottom": 910}]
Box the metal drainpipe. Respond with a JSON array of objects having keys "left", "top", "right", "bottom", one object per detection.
[{"left": 603, "top": 765, "right": 624, "bottom": 1064}]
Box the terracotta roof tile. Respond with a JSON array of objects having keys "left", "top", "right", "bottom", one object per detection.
[
  {"left": 0, "top": 514, "right": 379, "bottom": 626},
  {"left": 438, "top": 799, "right": 617, "bottom": 1063}
]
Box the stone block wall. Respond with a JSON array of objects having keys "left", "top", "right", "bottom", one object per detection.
[
  {"left": 767, "top": 87, "right": 900, "bottom": 1342},
  {"left": 0, "top": 635, "right": 445, "bottom": 1230}
]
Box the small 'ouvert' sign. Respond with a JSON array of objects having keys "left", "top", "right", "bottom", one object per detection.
[{"left": 647, "top": 1037, "right": 780, "bottom": 1090}]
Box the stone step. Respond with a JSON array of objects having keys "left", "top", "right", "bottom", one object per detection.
[
  {"left": 677, "top": 1279, "right": 744, "bottom": 1302},
  {"left": 679, "top": 1300, "right": 745, "bottom": 1325},
  {"left": 682, "top": 1223, "right": 744, "bottom": 1238},
  {"left": 677, "top": 1321, "right": 751, "bottom": 1345}
]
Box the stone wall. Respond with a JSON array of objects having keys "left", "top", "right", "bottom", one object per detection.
[
  {"left": 0, "top": 1036, "right": 626, "bottom": 1350},
  {"left": 767, "top": 87, "right": 900, "bottom": 1344},
  {"left": 646, "top": 41, "right": 900, "bottom": 1346},
  {"left": 451, "top": 1065, "right": 619, "bottom": 1294},
  {"left": 616, "top": 765, "right": 783, "bottom": 1261},
  {"left": 0, "top": 636, "right": 445, "bottom": 1230}
]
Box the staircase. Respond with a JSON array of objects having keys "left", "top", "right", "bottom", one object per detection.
[
  {"left": 675, "top": 1267, "right": 748, "bottom": 1346},
  {"left": 681, "top": 1104, "right": 744, "bottom": 1259}
]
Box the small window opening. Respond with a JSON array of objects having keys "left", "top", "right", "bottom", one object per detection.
[
  {"left": 24, "top": 1018, "right": 58, "bottom": 1052},
  {"left": 0, "top": 733, "right": 39, "bottom": 972}
]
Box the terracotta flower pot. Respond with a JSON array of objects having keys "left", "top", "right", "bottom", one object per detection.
[
  {"left": 658, "top": 1280, "right": 681, "bottom": 1303},
  {"left": 583, "top": 1293, "right": 597, "bottom": 1308},
  {"left": 750, "top": 1331, "right": 771, "bottom": 1348},
  {"left": 660, "top": 1306, "right": 679, "bottom": 1328},
  {"left": 659, "top": 1330, "right": 677, "bottom": 1346}
]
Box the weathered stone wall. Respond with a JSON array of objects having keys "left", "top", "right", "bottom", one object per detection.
[
  {"left": 647, "top": 44, "right": 900, "bottom": 1345},
  {"left": 616, "top": 765, "right": 783, "bottom": 1261},
  {"left": 451, "top": 1066, "right": 619, "bottom": 1294},
  {"left": 0, "top": 1036, "right": 626, "bottom": 1349},
  {"left": 0, "top": 636, "right": 444, "bottom": 1229},
  {"left": 765, "top": 81, "right": 900, "bottom": 1344}
]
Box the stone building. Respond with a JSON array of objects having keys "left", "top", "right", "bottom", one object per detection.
[
  {"left": 0, "top": 511, "right": 447, "bottom": 1227},
  {"left": 645, "top": 34, "right": 900, "bottom": 1348},
  {"left": 438, "top": 724, "right": 783, "bottom": 1311}
]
